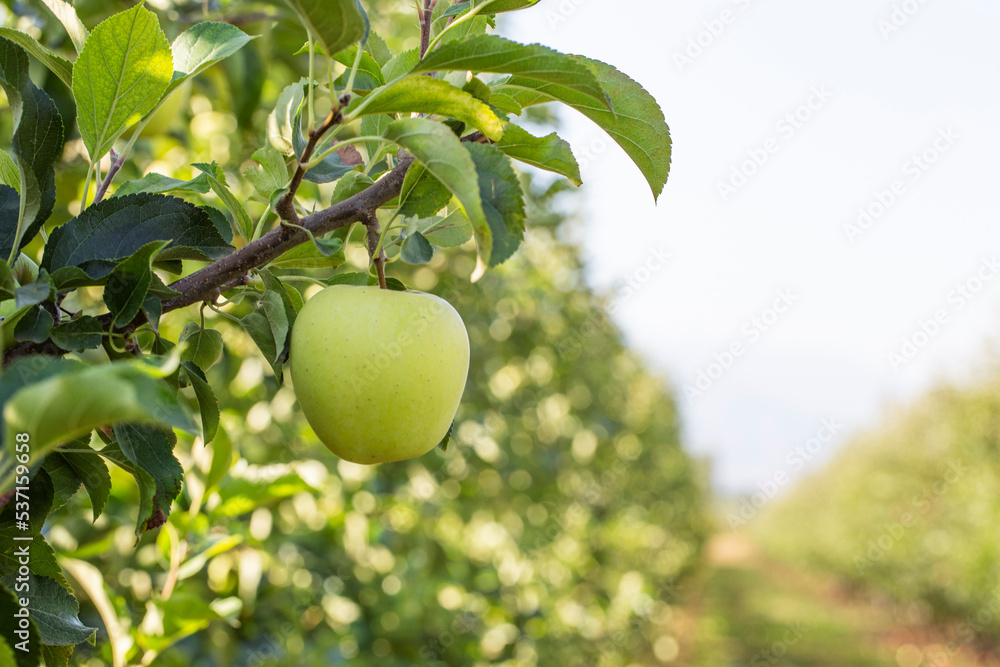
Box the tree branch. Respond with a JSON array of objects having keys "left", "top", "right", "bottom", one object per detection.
[
  {"left": 92, "top": 149, "right": 124, "bottom": 205},
  {"left": 419, "top": 0, "right": 436, "bottom": 58},
  {"left": 362, "top": 212, "right": 387, "bottom": 290},
  {"left": 275, "top": 103, "right": 348, "bottom": 222}
]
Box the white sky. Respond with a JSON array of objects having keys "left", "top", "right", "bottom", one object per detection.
[{"left": 508, "top": 0, "right": 1000, "bottom": 493}]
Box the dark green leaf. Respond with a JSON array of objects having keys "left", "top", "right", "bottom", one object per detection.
[
  {"left": 0, "top": 574, "right": 96, "bottom": 646},
  {"left": 41, "top": 455, "right": 81, "bottom": 513},
  {"left": 14, "top": 273, "right": 55, "bottom": 309},
  {"left": 495, "top": 57, "right": 672, "bottom": 201},
  {"left": 41, "top": 193, "right": 234, "bottom": 278},
  {"left": 498, "top": 123, "right": 581, "bottom": 185},
  {"left": 270, "top": 239, "right": 345, "bottom": 269},
  {"left": 401, "top": 231, "right": 434, "bottom": 264},
  {"left": 0, "top": 582, "right": 41, "bottom": 664},
  {"left": 112, "top": 423, "right": 183, "bottom": 538},
  {"left": 466, "top": 142, "right": 525, "bottom": 267},
  {"left": 103, "top": 240, "right": 169, "bottom": 329},
  {"left": 56, "top": 443, "right": 111, "bottom": 521},
  {"left": 182, "top": 362, "right": 219, "bottom": 444},
  {"left": 331, "top": 172, "right": 374, "bottom": 204},
  {"left": 351, "top": 76, "right": 504, "bottom": 142},
  {"left": 13, "top": 306, "right": 53, "bottom": 344},
  {"left": 0, "top": 260, "right": 15, "bottom": 300},
  {"left": 71, "top": 4, "right": 173, "bottom": 160},
  {"left": 0, "top": 28, "right": 73, "bottom": 89},
  {"left": 50, "top": 316, "right": 103, "bottom": 352},
  {"left": 112, "top": 172, "right": 211, "bottom": 199}
]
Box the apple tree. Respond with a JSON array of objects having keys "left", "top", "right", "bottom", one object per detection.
[{"left": 0, "top": 0, "right": 679, "bottom": 663}]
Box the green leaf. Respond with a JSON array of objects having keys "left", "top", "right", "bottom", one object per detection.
[
  {"left": 259, "top": 290, "right": 290, "bottom": 360},
  {"left": 381, "top": 118, "right": 488, "bottom": 263},
  {"left": 103, "top": 240, "right": 169, "bottom": 329},
  {"left": 13, "top": 306, "right": 53, "bottom": 344},
  {"left": 112, "top": 172, "right": 211, "bottom": 198},
  {"left": 331, "top": 171, "right": 374, "bottom": 204},
  {"left": 182, "top": 362, "right": 219, "bottom": 444},
  {"left": 0, "top": 151, "right": 20, "bottom": 193},
  {"left": 323, "top": 271, "right": 373, "bottom": 287},
  {"left": 244, "top": 147, "right": 289, "bottom": 201},
  {"left": 41, "top": 193, "right": 233, "bottom": 278},
  {"left": 0, "top": 581, "right": 41, "bottom": 664},
  {"left": 270, "top": 239, "right": 345, "bottom": 269},
  {"left": 331, "top": 45, "right": 385, "bottom": 91},
  {"left": 71, "top": 3, "right": 173, "bottom": 161},
  {"left": 0, "top": 574, "right": 96, "bottom": 646},
  {"left": 14, "top": 273, "right": 55, "bottom": 309},
  {"left": 267, "top": 79, "right": 305, "bottom": 156},
  {"left": 353, "top": 76, "right": 504, "bottom": 142},
  {"left": 419, "top": 208, "right": 474, "bottom": 248},
  {"left": 0, "top": 28, "right": 73, "bottom": 89},
  {"left": 0, "top": 472, "right": 65, "bottom": 589},
  {"left": 178, "top": 323, "right": 224, "bottom": 371},
  {"left": 401, "top": 231, "right": 434, "bottom": 264},
  {"left": 496, "top": 57, "right": 672, "bottom": 201},
  {"left": 365, "top": 30, "right": 393, "bottom": 67},
  {"left": 112, "top": 423, "right": 183, "bottom": 538},
  {"left": 444, "top": 0, "right": 540, "bottom": 15},
  {"left": 56, "top": 444, "right": 112, "bottom": 521},
  {"left": 360, "top": 114, "right": 391, "bottom": 165},
  {"left": 381, "top": 48, "right": 419, "bottom": 82},
  {"left": 2, "top": 356, "right": 196, "bottom": 473},
  {"left": 41, "top": 643, "right": 74, "bottom": 666},
  {"left": 465, "top": 142, "right": 525, "bottom": 267},
  {"left": 292, "top": 114, "right": 362, "bottom": 184},
  {"left": 39, "top": 0, "right": 90, "bottom": 55},
  {"left": 50, "top": 316, "right": 103, "bottom": 352},
  {"left": 412, "top": 36, "right": 610, "bottom": 112},
  {"left": 498, "top": 123, "right": 581, "bottom": 185},
  {"left": 193, "top": 163, "right": 254, "bottom": 241},
  {"left": 285, "top": 0, "right": 368, "bottom": 59},
  {"left": 0, "top": 38, "right": 64, "bottom": 259},
  {"left": 169, "top": 22, "right": 254, "bottom": 94},
  {"left": 239, "top": 312, "right": 279, "bottom": 372},
  {"left": 0, "top": 260, "right": 16, "bottom": 301}
]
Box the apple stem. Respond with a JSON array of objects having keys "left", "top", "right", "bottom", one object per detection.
[{"left": 363, "top": 212, "right": 389, "bottom": 290}]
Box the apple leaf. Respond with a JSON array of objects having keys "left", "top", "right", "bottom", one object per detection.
[
  {"left": 465, "top": 142, "right": 525, "bottom": 267},
  {"left": 38, "top": 0, "right": 90, "bottom": 55},
  {"left": 72, "top": 4, "right": 173, "bottom": 161},
  {"left": 0, "top": 28, "right": 73, "bottom": 89},
  {"left": 284, "top": 0, "right": 368, "bottom": 58},
  {"left": 41, "top": 193, "right": 234, "bottom": 278},
  {"left": 0, "top": 574, "right": 96, "bottom": 646},
  {"left": 381, "top": 118, "right": 489, "bottom": 264},
  {"left": 419, "top": 209, "right": 474, "bottom": 248},
  {"left": 112, "top": 423, "right": 183, "bottom": 538},
  {"left": 112, "top": 172, "right": 211, "bottom": 199},
  {"left": 498, "top": 123, "right": 581, "bottom": 186},
  {"left": 0, "top": 582, "right": 41, "bottom": 665},
  {"left": 169, "top": 22, "right": 254, "bottom": 95},
  {"left": 442, "top": 0, "right": 540, "bottom": 15},
  {"left": 103, "top": 240, "right": 170, "bottom": 329},
  {"left": 193, "top": 163, "right": 254, "bottom": 241},
  {"left": 401, "top": 231, "right": 434, "bottom": 264},
  {"left": 13, "top": 306, "right": 54, "bottom": 344},
  {"left": 352, "top": 77, "right": 504, "bottom": 142},
  {"left": 494, "top": 56, "right": 672, "bottom": 201},
  {"left": 179, "top": 323, "right": 224, "bottom": 372},
  {"left": 182, "top": 362, "right": 220, "bottom": 444},
  {"left": 55, "top": 443, "right": 112, "bottom": 521},
  {"left": 411, "top": 36, "right": 610, "bottom": 112},
  {"left": 50, "top": 316, "right": 103, "bottom": 352}
]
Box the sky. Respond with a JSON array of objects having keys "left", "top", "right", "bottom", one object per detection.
[{"left": 507, "top": 0, "right": 1000, "bottom": 493}]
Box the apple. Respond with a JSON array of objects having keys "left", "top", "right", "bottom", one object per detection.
[{"left": 289, "top": 285, "right": 470, "bottom": 464}]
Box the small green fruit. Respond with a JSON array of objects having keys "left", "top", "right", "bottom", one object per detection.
[{"left": 290, "top": 285, "right": 469, "bottom": 464}]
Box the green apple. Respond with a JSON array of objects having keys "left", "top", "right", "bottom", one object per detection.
[{"left": 290, "top": 285, "right": 470, "bottom": 464}]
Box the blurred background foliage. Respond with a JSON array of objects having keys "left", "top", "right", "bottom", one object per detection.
[{"left": 2, "top": 0, "right": 711, "bottom": 665}]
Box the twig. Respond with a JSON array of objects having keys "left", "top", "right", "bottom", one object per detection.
[
  {"left": 419, "top": 0, "right": 436, "bottom": 58},
  {"left": 275, "top": 99, "right": 349, "bottom": 221},
  {"left": 362, "top": 211, "right": 387, "bottom": 290},
  {"left": 92, "top": 150, "right": 124, "bottom": 205}
]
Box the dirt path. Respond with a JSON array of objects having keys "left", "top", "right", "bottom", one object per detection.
[{"left": 683, "top": 534, "right": 998, "bottom": 667}]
